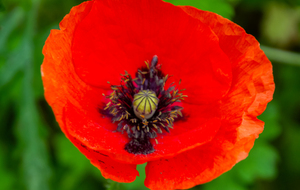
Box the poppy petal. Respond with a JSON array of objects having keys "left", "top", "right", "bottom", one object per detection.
[
  {"left": 41, "top": 16, "right": 133, "bottom": 163},
  {"left": 41, "top": 0, "right": 94, "bottom": 118},
  {"left": 145, "top": 133, "right": 258, "bottom": 190},
  {"left": 72, "top": 0, "right": 232, "bottom": 104},
  {"left": 41, "top": 2, "right": 137, "bottom": 181},
  {"left": 65, "top": 94, "right": 221, "bottom": 164},
  {"left": 62, "top": 116, "right": 139, "bottom": 182},
  {"left": 46, "top": 24, "right": 221, "bottom": 164},
  {"left": 42, "top": 0, "right": 274, "bottom": 187},
  {"left": 150, "top": 103, "right": 221, "bottom": 158},
  {"left": 41, "top": 0, "right": 223, "bottom": 167},
  {"left": 144, "top": 7, "right": 274, "bottom": 189},
  {"left": 181, "top": 6, "right": 274, "bottom": 116}
]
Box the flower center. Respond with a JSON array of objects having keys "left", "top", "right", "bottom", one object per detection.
[
  {"left": 102, "top": 55, "right": 187, "bottom": 155},
  {"left": 133, "top": 90, "right": 159, "bottom": 120}
]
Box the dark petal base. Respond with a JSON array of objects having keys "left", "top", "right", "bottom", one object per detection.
[{"left": 124, "top": 137, "right": 155, "bottom": 155}]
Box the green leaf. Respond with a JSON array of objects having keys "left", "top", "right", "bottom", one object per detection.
[
  {"left": 0, "top": 40, "right": 31, "bottom": 88},
  {"left": 202, "top": 172, "right": 246, "bottom": 190},
  {"left": 0, "top": 0, "right": 5, "bottom": 12},
  {"left": 0, "top": 7, "right": 24, "bottom": 52},
  {"left": 281, "top": 122, "right": 300, "bottom": 172},
  {"left": 16, "top": 39, "right": 52, "bottom": 190},
  {"left": 236, "top": 142, "right": 278, "bottom": 183},
  {"left": 201, "top": 141, "right": 278, "bottom": 190},
  {"left": 0, "top": 7, "right": 25, "bottom": 88},
  {"left": 258, "top": 102, "right": 281, "bottom": 141},
  {"left": 0, "top": 145, "right": 15, "bottom": 190},
  {"left": 13, "top": 0, "right": 52, "bottom": 189},
  {"left": 53, "top": 134, "right": 105, "bottom": 190}
]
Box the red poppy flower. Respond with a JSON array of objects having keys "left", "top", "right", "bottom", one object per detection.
[{"left": 41, "top": 0, "right": 275, "bottom": 189}]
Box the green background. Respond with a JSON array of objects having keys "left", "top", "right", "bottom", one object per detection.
[{"left": 0, "top": 0, "right": 300, "bottom": 189}]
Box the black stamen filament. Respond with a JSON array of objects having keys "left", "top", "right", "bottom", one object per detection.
[{"left": 101, "top": 55, "right": 187, "bottom": 155}]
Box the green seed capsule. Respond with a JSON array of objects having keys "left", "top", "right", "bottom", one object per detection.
[{"left": 133, "top": 90, "right": 159, "bottom": 120}]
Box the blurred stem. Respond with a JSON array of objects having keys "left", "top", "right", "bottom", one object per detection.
[{"left": 261, "top": 45, "right": 300, "bottom": 66}]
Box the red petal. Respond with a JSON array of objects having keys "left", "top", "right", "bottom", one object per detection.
[
  {"left": 41, "top": 0, "right": 94, "bottom": 119},
  {"left": 41, "top": 0, "right": 222, "bottom": 167},
  {"left": 42, "top": 2, "right": 137, "bottom": 181},
  {"left": 144, "top": 7, "right": 274, "bottom": 189},
  {"left": 42, "top": 0, "right": 232, "bottom": 165},
  {"left": 72, "top": 0, "right": 232, "bottom": 103},
  {"left": 65, "top": 95, "right": 221, "bottom": 164},
  {"left": 145, "top": 112, "right": 265, "bottom": 189},
  {"left": 181, "top": 6, "right": 274, "bottom": 116},
  {"left": 63, "top": 122, "right": 138, "bottom": 182},
  {"left": 150, "top": 103, "right": 221, "bottom": 158},
  {"left": 42, "top": 1, "right": 274, "bottom": 186},
  {"left": 145, "top": 134, "right": 258, "bottom": 190},
  {"left": 46, "top": 26, "right": 221, "bottom": 164}
]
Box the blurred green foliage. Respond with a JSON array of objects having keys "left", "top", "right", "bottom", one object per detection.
[{"left": 0, "top": 0, "right": 300, "bottom": 189}]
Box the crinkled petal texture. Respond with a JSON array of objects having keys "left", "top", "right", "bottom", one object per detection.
[
  {"left": 42, "top": 1, "right": 140, "bottom": 182},
  {"left": 41, "top": 0, "right": 274, "bottom": 189},
  {"left": 144, "top": 6, "right": 275, "bottom": 190}
]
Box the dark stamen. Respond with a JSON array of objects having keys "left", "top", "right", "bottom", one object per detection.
[{"left": 101, "top": 55, "right": 187, "bottom": 155}]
